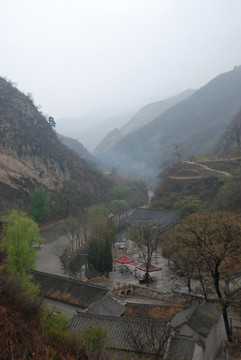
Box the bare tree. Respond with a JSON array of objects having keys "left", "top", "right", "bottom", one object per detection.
[
  {"left": 55, "top": 243, "right": 72, "bottom": 274},
  {"left": 173, "top": 143, "right": 184, "bottom": 162},
  {"left": 126, "top": 320, "right": 172, "bottom": 360},
  {"left": 62, "top": 216, "right": 85, "bottom": 253},
  {"left": 165, "top": 211, "right": 241, "bottom": 342},
  {"left": 128, "top": 221, "right": 163, "bottom": 286}
]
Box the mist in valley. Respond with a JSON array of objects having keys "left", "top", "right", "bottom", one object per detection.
[{"left": 1, "top": 0, "right": 241, "bottom": 180}]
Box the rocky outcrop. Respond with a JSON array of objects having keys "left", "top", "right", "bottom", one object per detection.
[{"left": 0, "top": 77, "right": 112, "bottom": 215}]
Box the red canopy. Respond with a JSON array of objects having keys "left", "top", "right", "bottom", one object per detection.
[
  {"left": 135, "top": 263, "right": 162, "bottom": 272},
  {"left": 115, "top": 256, "right": 135, "bottom": 264}
]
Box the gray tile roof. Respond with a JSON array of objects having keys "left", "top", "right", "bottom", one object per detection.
[
  {"left": 87, "top": 292, "right": 126, "bottom": 317},
  {"left": 125, "top": 208, "right": 179, "bottom": 229},
  {"left": 70, "top": 312, "right": 168, "bottom": 353},
  {"left": 168, "top": 336, "right": 196, "bottom": 360},
  {"left": 171, "top": 302, "right": 220, "bottom": 338},
  {"left": 30, "top": 270, "right": 108, "bottom": 308}
]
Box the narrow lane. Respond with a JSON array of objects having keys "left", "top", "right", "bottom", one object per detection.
[{"left": 184, "top": 161, "right": 232, "bottom": 177}]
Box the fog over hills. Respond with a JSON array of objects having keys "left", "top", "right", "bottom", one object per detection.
[
  {"left": 96, "top": 66, "right": 241, "bottom": 182},
  {"left": 56, "top": 110, "right": 133, "bottom": 152},
  {"left": 120, "top": 89, "right": 196, "bottom": 137},
  {"left": 94, "top": 89, "right": 196, "bottom": 156}
]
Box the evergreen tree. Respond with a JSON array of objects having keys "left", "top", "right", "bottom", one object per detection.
[
  {"left": 30, "top": 187, "right": 49, "bottom": 222},
  {"left": 48, "top": 116, "right": 56, "bottom": 128},
  {"left": 87, "top": 239, "right": 102, "bottom": 273},
  {"left": 102, "top": 238, "right": 112, "bottom": 277}
]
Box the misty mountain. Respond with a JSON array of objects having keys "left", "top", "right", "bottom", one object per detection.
[
  {"left": 0, "top": 77, "right": 112, "bottom": 217},
  {"left": 56, "top": 108, "right": 117, "bottom": 135},
  {"left": 57, "top": 134, "right": 99, "bottom": 165},
  {"left": 57, "top": 111, "right": 133, "bottom": 152},
  {"left": 94, "top": 89, "right": 196, "bottom": 156},
  {"left": 93, "top": 128, "right": 122, "bottom": 157},
  {"left": 79, "top": 113, "right": 134, "bottom": 152},
  {"left": 121, "top": 89, "right": 196, "bottom": 137},
  {"left": 97, "top": 66, "right": 241, "bottom": 181}
]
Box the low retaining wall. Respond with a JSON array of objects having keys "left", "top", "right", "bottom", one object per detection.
[{"left": 133, "top": 285, "right": 171, "bottom": 301}]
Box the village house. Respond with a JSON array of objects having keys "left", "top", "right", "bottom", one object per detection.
[
  {"left": 170, "top": 302, "right": 224, "bottom": 360},
  {"left": 30, "top": 270, "right": 126, "bottom": 318},
  {"left": 125, "top": 208, "right": 180, "bottom": 229},
  {"left": 68, "top": 301, "right": 224, "bottom": 360}
]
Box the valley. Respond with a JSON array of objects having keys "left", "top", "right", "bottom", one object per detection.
[{"left": 1, "top": 65, "right": 241, "bottom": 359}]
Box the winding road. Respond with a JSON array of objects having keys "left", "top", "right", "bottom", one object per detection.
[{"left": 184, "top": 161, "right": 232, "bottom": 177}]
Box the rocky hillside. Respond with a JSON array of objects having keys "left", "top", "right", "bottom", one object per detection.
[
  {"left": 0, "top": 77, "right": 112, "bottom": 217},
  {"left": 151, "top": 158, "right": 240, "bottom": 212},
  {"left": 97, "top": 66, "right": 241, "bottom": 181},
  {"left": 215, "top": 108, "right": 241, "bottom": 157}
]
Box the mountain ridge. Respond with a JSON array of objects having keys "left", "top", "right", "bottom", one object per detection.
[
  {"left": 0, "top": 77, "right": 112, "bottom": 217},
  {"left": 97, "top": 66, "right": 241, "bottom": 181},
  {"left": 94, "top": 89, "right": 196, "bottom": 156}
]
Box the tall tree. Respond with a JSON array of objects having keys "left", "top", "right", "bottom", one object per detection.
[
  {"left": 164, "top": 211, "right": 241, "bottom": 342},
  {"left": 62, "top": 211, "right": 87, "bottom": 253},
  {"left": 129, "top": 222, "right": 163, "bottom": 286},
  {"left": 87, "top": 238, "right": 103, "bottom": 274},
  {"left": 30, "top": 187, "right": 49, "bottom": 222},
  {"left": 87, "top": 204, "right": 116, "bottom": 242},
  {"left": 163, "top": 234, "right": 208, "bottom": 297},
  {"left": 1, "top": 210, "right": 42, "bottom": 275},
  {"left": 102, "top": 238, "right": 113, "bottom": 277}
]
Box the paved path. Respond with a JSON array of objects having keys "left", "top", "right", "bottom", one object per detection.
[{"left": 36, "top": 224, "right": 200, "bottom": 296}]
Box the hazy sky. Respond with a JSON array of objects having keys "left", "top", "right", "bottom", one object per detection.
[{"left": 1, "top": 0, "right": 241, "bottom": 120}]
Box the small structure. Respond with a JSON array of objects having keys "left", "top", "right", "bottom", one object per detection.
[
  {"left": 30, "top": 270, "right": 126, "bottom": 318},
  {"left": 125, "top": 208, "right": 179, "bottom": 229},
  {"left": 170, "top": 302, "right": 224, "bottom": 360},
  {"left": 69, "top": 301, "right": 224, "bottom": 359},
  {"left": 69, "top": 312, "right": 168, "bottom": 355},
  {"left": 115, "top": 256, "right": 135, "bottom": 265},
  {"left": 115, "top": 235, "right": 127, "bottom": 243},
  {"left": 135, "top": 263, "right": 162, "bottom": 284},
  {"left": 135, "top": 263, "right": 162, "bottom": 272},
  {"left": 115, "top": 235, "right": 127, "bottom": 249}
]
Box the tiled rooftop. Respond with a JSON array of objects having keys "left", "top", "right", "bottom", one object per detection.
[
  {"left": 171, "top": 302, "right": 220, "bottom": 338},
  {"left": 31, "top": 270, "right": 108, "bottom": 308},
  {"left": 70, "top": 312, "right": 167, "bottom": 352},
  {"left": 125, "top": 208, "right": 179, "bottom": 229},
  {"left": 168, "top": 336, "right": 196, "bottom": 360}
]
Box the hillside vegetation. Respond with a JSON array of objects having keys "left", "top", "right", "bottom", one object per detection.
[
  {"left": 0, "top": 77, "right": 113, "bottom": 218},
  {"left": 0, "top": 272, "right": 90, "bottom": 359},
  {"left": 152, "top": 123, "right": 241, "bottom": 213}
]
